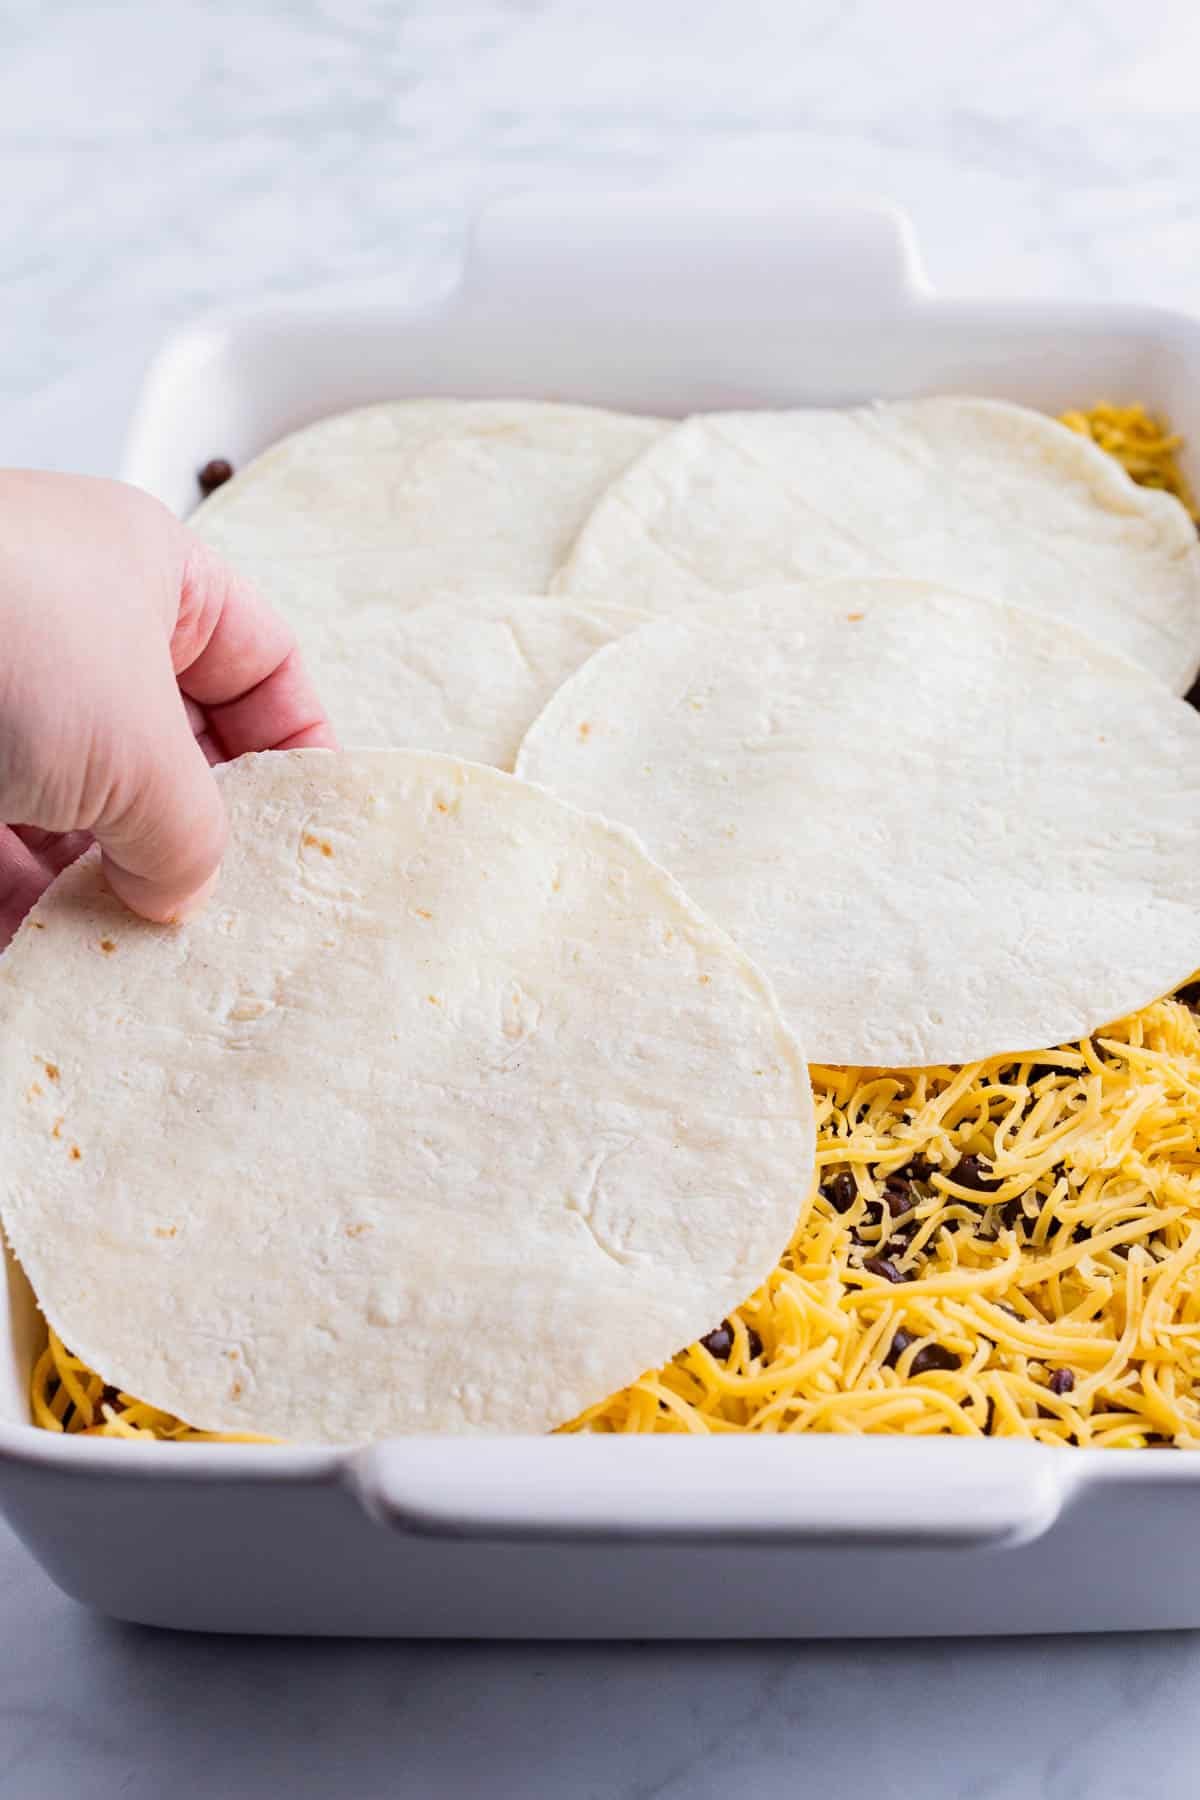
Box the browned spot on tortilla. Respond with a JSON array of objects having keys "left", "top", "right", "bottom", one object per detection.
[
  {"left": 41, "top": 1061, "right": 60, "bottom": 1082},
  {"left": 230, "top": 1378, "right": 244, "bottom": 1400},
  {"left": 31, "top": 920, "right": 45, "bottom": 930},
  {"left": 346, "top": 1222, "right": 371, "bottom": 1239},
  {"left": 303, "top": 833, "right": 333, "bottom": 857},
  {"left": 68, "top": 1145, "right": 82, "bottom": 1162},
  {"left": 27, "top": 1082, "right": 43, "bottom": 1100},
  {"left": 99, "top": 938, "right": 116, "bottom": 954},
  {"left": 435, "top": 801, "right": 449, "bottom": 814},
  {"left": 427, "top": 994, "right": 441, "bottom": 1006},
  {"left": 154, "top": 1225, "right": 178, "bottom": 1239},
  {"left": 51, "top": 1117, "right": 63, "bottom": 1139},
  {"left": 846, "top": 612, "right": 864, "bottom": 622},
  {"left": 578, "top": 721, "right": 592, "bottom": 740},
  {"left": 415, "top": 908, "right": 432, "bottom": 920},
  {"left": 699, "top": 974, "right": 711, "bottom": 985}
]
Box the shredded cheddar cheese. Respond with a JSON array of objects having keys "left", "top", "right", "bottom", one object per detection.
[
  {"left": 32, "top": 1330, "right": 274, "bottom": 1443},
  {"left": 1059, "top": 402, "right": 1198, "bottom": 518},
  {"left": 27, "top": 404, "right": 1200, "bottom": 1449},
  {"left": 573, "top": 986, "right": 1200, "bottom": 1445}
]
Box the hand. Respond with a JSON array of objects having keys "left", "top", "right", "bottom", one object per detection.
[{"left": 0, "top": 471, "right": 336, "bottom": 945}]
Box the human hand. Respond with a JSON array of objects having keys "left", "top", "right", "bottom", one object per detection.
[{"left": 0, "top": 472, "right": 336, "bottom": 945}]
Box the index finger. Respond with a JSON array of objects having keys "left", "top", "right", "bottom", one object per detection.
[{"left": 171, "top": 531, "right": 338, "bottom": 758}]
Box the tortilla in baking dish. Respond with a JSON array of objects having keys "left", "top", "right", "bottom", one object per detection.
[
  {"left": 192, "top": 397, "right": 664, "bottom": 612},
  {"left": 296, "top": 592, "right": 648, "bottom": 766},
  {"left": 0, "top": 750, "right": 814, "bottom": 1444},
  {"left": 552, "top": 397, "right": 1200, "bottom": 693},
  {"left": 517, "top": 578, "right": 1200, "bottom": 1066}
]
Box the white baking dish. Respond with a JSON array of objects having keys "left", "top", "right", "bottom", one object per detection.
[{"left": 5, "top": 193, "right": 1200, "bottom": 1638}]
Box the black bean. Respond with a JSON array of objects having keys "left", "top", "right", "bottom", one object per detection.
[
  {"left": 885, "top": 1220, "right": 920, "bottom": 1251},
  {"left": 1175, "top": 979, "right": 1200, "bottom": 1011},
  {"left": 1072, "top": 1221, "right": 1092, "bottom": 1244},
  {"left": 949, "top": 1153, "right": 1003, "bottom": 1193},
  {"left": 892, "top": 1331, "right": 964, "bottom": 1376},
  {"left": 983, "top": 1399, "right": 996, "bottom": 1436},
  {"left": 882, "top": 1177, "right": 914, "bottom": 1217},
  {"left": 900, "top": 1153, "right": 936, "bottom": 1181},
  {"left": 861, "top": 1254, "right": 910, "bottom": 1284},
  {"left": 821, "top": 1171, "right": 857, "bottom": 1213},
  {"left": 1029, "top": 1062, "right": 1066, "bottom": 1085},
  {"left": 746, "top": 1328, "right": 764, "bottom": 1360},
  {"left": 912, "top": 1343, "right": 961, "bottom": 1375},
  {"left": 1048, "top": 1368, "right": 1075, "bottom": 1396},
  {"left": 851, "top": 1200, "right": 886, "bottom": 1248},
  {"left": 197, "top": 457, "right": 234, "bottom": 496},
  {"left": 1184, "top": 669, "right": 1200, "bottom": 711},
  {"left": 699, "top": 1322, "right": 734, "bottom": 1359}
]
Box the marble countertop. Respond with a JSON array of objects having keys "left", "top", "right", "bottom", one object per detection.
[{"left": 6, "top": 1, "right": 1200, "bottom": 1794}]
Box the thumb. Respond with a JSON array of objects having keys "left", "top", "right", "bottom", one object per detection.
[{"left": 94, "top": 661, "right": 227, "bottom": 926}]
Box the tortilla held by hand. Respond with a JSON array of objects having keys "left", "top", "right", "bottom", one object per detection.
[{"left": 0, "top": 750, "right": 813, "bottom": 1444}]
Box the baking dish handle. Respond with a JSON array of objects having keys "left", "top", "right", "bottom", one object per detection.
[
  {"left": 460, "top": 190, "right": 932, "bottom": 321},
  {"left": 347, "top": 1437, "right": 1066, "bottom": 1549}
]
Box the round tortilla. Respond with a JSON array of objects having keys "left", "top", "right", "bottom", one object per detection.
[
  {"left": 0, "top": 750, "right": 813, "bottom": 1443},
  {"left": 517, "top": 579, "right": 1200, "bottom": 1066},
  {"left": 300, "top": 593, "right": 648, "bottom": 767},
  {"left": 192, "top": 398, "right": 664, "bottom": 615},
  {"left": 552, "top": 398, "right": 1200, "bottom": 693}
]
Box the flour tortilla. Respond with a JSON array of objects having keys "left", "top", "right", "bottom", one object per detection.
[
  {"left": 0, "top": 750, "right": 812, "bottom": 1443},
  {"left": 192, "top": 399, "right": 665, "bottom": 619},
  {"left": 298, "top": 593, "right": 648, "bottom": 767},
  {"left": 517, "top": 579, "right": 1200, "bottom": 1065},
  {"left": 552, "top": 398, "right": 1200, "bottom": 693}
]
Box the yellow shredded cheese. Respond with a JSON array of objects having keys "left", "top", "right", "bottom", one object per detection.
[
  {"left": 573, "top": 986, "right": 1200, "bottom": 1446},
  {"left": 33, "top": 1330, "right": 275, "bottom": 1443},
  {"left": 1059, "top": 402, "right": 1198, "bottom": 518},
  {"left": 27, "top": 403, "right": 1200, "bottom": 1450}
]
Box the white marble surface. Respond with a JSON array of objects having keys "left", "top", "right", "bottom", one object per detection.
[{"left": 6, "top": 1, "right": 1200, "bottom": 1794}]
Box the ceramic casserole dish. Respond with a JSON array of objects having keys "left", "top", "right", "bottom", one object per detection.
[{"left": 4, "top": 193, "right": 1200, "bottom": 1637}]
